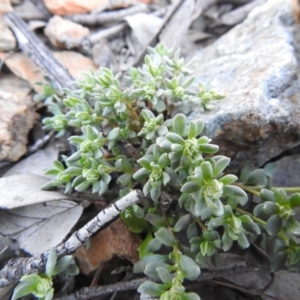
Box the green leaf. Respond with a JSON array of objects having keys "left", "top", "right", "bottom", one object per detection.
[
  {"left": 183, "top": 292, "right": 201, "bottom": 300},
  {"left": 166, "top": 132, "right": 184, "bottom": 145},
  {"left": 266, "top": 215, "right": 282, "bottom": 236},
  {"left": 66, "top": 151, "right": 82, "bottom": 163},
  {"left": 156, "top": 267, "right": 173, "bottom": 284},
  {"left": 271, "top": 251, "right": 287, "bottom": 272},
  {"left": 173, "top": 214, "right": 192, "bottom": 232},
  {"left": 137, "top": 281, "right": 169, "bottom": 297},
  {"left": 133, "top": 168, "right": 151, "bottom": 180},
  {"left": 181, "top": 182, "right": 200, "bottom": 193},
  {"left": 11, "top": 281, "right": 37, "bottom": 300},
  {"left": 180, "top": 255, "right": 201, "bottom": 280},
  {"left": 213, "top": 157, "right": 230, "bottom": 176},
  {"left": 201, "top": 161, "right": 213, "bottom": 181},
  {"left": 52, "top": 256, "right": 73, "bottom": 275},
  {"left": 286, "top": 218, "right": 300, "bottom": 235},
  {"left": 53, "top": 160, "right": 65, "bottom": 171},
  {"left": 158, "top": 153, "right": 170, "bottom": 168},
  {"left": 142, "top": 109, "right": 155, "bottom": 122},
  {"left": 274, "top": 189, "right": 288, "bottom": 206},
  {"left": 63, "top": 167, "right": 82, "bottom": 176},
  {"left": 155, "top": 227, "right": 176, "bottom": 247},
  {"left": 260, "top": 188, "right": 275, "bottom": 202},
  {"left": 63, "top": 264, "right": 79, "bottom": 275},
  {"left": 263, "top": 201, "right": 278, "bottom": 214},
  {"left": 173, "top": 114, "right": 186, "bottom": 136},
  {"left": 138, "top": 232, "right": 154, "bottom": 258},
  {"left": 147, "top": 237, "right": 163, "bottom": 252},
  {"left": 150, "top": 186, "right": 161, "bottom": 201},
  {"left": 199, "top": 144, "right": 219, "bottom": 153},
  {"left": 134, "top": 254, "right": 167, "bottom": 274},
  {"left": 107, "top": 127, "right": 120, "bottom": 140},
  {"left": 117, "top": 173, "right": 132, "bottom": 187},
  {"left": 187, "top": 222, "right": 198, "bottom": 239},
  {"left": 75, "top": 180, "right": 91, "bottom": 192},
  {"left": 46, "top": 248, "right": 57, "bottom": 277},
  {"left": 44, "top": 288, "right": 54, "bottom": 300},
  {"left": 144, "top": 261, "right": 170, "bottom": 279},
  {"left": 243, "top": 169, "right": 267, "bottom": 187},
  {"left": 222, "top": 231, "right": 233, "bottom": 251},
  {"left": 223, "top": 185, "right": 247, "bottom": 198},
  {"left": 121, "top": 209, "right": 149, "bottom": 233},
  {"left": 237, "top": 232, "right": 249, "bottom": 248},
  {"left": 219, "top": 174, "right": 237, "bottom": 185},
  {"left": 289, "top": 193, "right": 300, "bottom": 208},
  {"left": 187, "top": 122, "right": 197, "bottom": 139}
]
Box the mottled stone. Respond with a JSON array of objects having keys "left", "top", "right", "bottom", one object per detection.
[
  {"left": 189, "top": 0, "right": 300, "bottom": 172},
  {"left": 0, "top": 91, "right": 37, "bottom": 162},
  {"left": 44, "top": 15, "right": 90, "bottom": 49}
]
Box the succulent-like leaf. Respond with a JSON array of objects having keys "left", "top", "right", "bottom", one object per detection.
[
  {"left": 181, "top": 182, "right": 200, "bottom": 193},
  {"left": 155, "top": 227, "right": 176, "bottom": 247},
  {"left": 46, "top": 248, "right": 58, "bottom": 277},
  {"left": 137, "top": 281, "right": 169, "bottom": 297},
  {"left": 173, "top": 214, "right": 192, "bottom": 232},
  {"left": 156, "top": 267, "right": 173, "bottom": 284},
  {"left": 266, "top": 215, "right": 282, "bottom": 236},
  {"left": 180, "top": 255, "right": 201, "bottom": 280}
]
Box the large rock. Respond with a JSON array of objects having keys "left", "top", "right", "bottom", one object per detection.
[{"left": 189, "top": 0, "right": 300, "bottom": 172}]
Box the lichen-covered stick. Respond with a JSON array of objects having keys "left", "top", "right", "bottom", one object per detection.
[{"left": 0, "top": 190, "right": 143, "bottom": 287}]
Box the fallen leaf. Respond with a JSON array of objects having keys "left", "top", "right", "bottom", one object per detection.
[
  {"left": 0, "top": 174, "right": 70, "bottom": 209},
  {"left": 3, "top": 144, "right": 59, "bottom": 177},
  {"left": 76, "top": 218, "right": 142, "bottom": 275},
  {"left": 0, "top": 200, "right": 83, "bottom": 255}
]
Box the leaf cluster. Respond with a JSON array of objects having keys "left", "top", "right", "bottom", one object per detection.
[
  {"left": 32, "top": 44, "right": 300, "bottom": 299},
  {"left": 12, "top": 248, "right": 78, "bottom": 300}
]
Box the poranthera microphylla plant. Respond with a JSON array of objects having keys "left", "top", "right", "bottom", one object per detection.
[{"left": 21, "top": 44, "right": 300, "bottom": 299}]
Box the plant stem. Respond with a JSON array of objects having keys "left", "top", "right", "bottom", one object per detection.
[
  {"left": 233, "top": 183, "right": 260, "bottom": 196},
  {"left": 194, "top": 218, "right": 207, "bottom": 232},
  {"left": 271, "top": 187, "right": 300, "bottom": 193},
  {"left": 234, "top": 207, "right": 289, "bottom": 243}
]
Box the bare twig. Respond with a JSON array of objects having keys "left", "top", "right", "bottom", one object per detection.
[
  {"left": 3, "top": 12, "right": 75, "bottom": 91},
  {"left": 54, "top": 266, "right": 272, "bottom": 300},
  {"left": 0, "top": 190, "right": 143, "bottom": 287},
  {"left": 132, "top": 0, "right": 183, "bottom": 66},
  {"left": 27, "top": 131, "right": 55, "bottom": 155},
  {"left": 66, "top": 4, "right": 149, "bottom": 26},
  {"left": 78, "top": 23, "right": 127, "bottom": 52}
]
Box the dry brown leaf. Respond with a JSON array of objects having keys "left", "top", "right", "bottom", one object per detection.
[
  {"left": 53, "top": 51, "right": 97, "bottom": 78},
  {"left": 4, "top": 51, "right": 97, "bottom": 93},
  {"left": 76, "top": 218, "right": 142, "bottom": 275}
]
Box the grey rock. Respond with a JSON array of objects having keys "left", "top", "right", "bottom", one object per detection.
[{"left": 189, "top": 0, "right": 300, "bottom": 172}]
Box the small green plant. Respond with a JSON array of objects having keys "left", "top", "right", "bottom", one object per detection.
[
  {"left": 32, "top": 44, "right": 300, "bottom": 299},
  {"left": 12, "top": 248, "right": 78, "bottom": 300}
]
